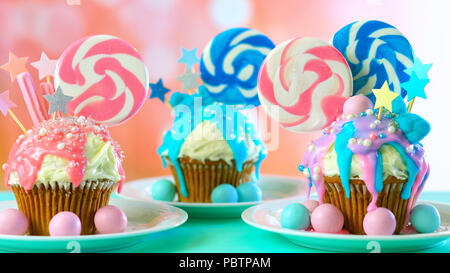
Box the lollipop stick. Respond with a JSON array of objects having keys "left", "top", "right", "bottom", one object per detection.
[
  {"left": 8, "top": 109, "right": 27, "bottom": 134},
  {"left": 17, "top": 72, "right": 48, "bottom": 125},
  {"left": 164, "top": 99, "right": 174, "bottom": 112},
  {"left": 377, "top": 107, "right": 382, "bottom": 120},
  {"left": 407, "top": 98, "right": 415, "bottom": 113}
]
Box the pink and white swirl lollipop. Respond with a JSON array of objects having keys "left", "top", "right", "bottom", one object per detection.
[
  {"left": 257, "top": 37, "right": 353, "bottom": 132},
  {"left": 54, "top": 35, "right": 149, "bottom": 126}
]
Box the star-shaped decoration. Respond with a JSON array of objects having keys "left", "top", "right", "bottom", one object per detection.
[
  {"left": 43, "top": 87, "right": 73, "bottom": 115},
  {"left": 149, "top": 79, "right": 171, "bottom": 103},
  {"left": 31, "top": 52, "right": 58, "bottom": 80},
  {"left": 177, "top": 48, "right": 200, "bottom": 70},
  {"left": 177, "top": 68, "right": 200, "bottom": 91},
  {"left": 0, "top": 52, "right": 29, "bottom": 81},
  {"left": 372, "top": 81, "right": 400, "bottom": 113},
  {"left": 405, "top": 57, "right": 432, "bottom": 79},
  {"left": 401, "top": 72, "right": 429, "bottom": 102},
  {"left": 0, "top": 90, "right": 17, "bottom": 116}
]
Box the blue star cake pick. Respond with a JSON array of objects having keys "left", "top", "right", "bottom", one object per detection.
[
  {"left": 149, "top": 78, "right": 171, "bottom": 103},
  {"left": 401, "top": 57, "right": 432, "bottom": 112},
  {"left": 177, "top": 48, "right": 200, "bottom": 70}
]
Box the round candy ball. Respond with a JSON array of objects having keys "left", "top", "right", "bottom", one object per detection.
[
  {"left": 236, "top": 182, "right": 262, "bottom": 202},
  {"left": 311, "top": 204, "right": 344, "bottom": 233},
  {"left": 0, "top": 209, "right": 28, "bottom": 235},
  {"left": 49, "top": 211, "right": 81, "bottom": 236},
  {"left": 363, "top": 208, "right": 396, "bottom": 235},
  {"left": 152, "top": 179, "right": 177, "bottom": 201},
  {"left": 343, "top": 95, "right": 374, "bottom": 115},
  {"left": 410, "top": 204, "right": 441, "bottom": 233},
  {"left": 94, "top": 205, "right": 128, "bottom": 234},
  {"left": 280, "top": 203, "right": 310, "bottom": 230},
  {"left": 211, "top": 184, "right": 238, "bottom": 203},
  {"left": 302, "top": 200, "right": 320, "bottom": 213}
]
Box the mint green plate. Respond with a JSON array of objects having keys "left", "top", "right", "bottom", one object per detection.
[
  {"left": 242, "top": 199, "right": 450, "bottom": 253},
  {"left": 0, "top": 199, "right": 187, "bottom": 253},
  {"left": 119, "top": 175, "right": 308, "bottom": 218}
]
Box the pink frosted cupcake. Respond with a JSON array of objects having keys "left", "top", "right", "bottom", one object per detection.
[{"left": 3, "top": 116, "right": 125, "bottom": 235}]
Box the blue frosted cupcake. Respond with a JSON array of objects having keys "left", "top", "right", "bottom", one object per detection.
[{"left": 158, "top": 92, "right": 266, "bottom": 202}]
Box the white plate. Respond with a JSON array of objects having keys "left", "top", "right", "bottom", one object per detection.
[
  {"left": 0, "top": 199, "right": 187, "bottom": 253},
  {"left": 242, "top": 199, "right": 450, "bottom": 252},
  {"left": 119, "top": 175, "right": 308, "bottom": 218}
]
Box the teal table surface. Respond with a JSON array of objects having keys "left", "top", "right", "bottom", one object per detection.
[{"left": 0, "top": 191, "right": 449, "bottom": 253}]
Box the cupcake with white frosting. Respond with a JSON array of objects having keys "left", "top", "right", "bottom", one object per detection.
[
  {"left": 3, "top": 116, "right": 125, "bottom": 235},
  {"left": 158, "top": 93, "right": 266, "bottom": 202}
]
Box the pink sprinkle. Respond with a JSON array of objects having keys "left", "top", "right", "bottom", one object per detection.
[{"left": 369, "top": 132, "right": 378, "bottom": 140}]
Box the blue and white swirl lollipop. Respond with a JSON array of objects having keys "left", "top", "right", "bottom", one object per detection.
[
  {"left": 200, "top": 27, "right": 275, "bottom": 107},
  {"left": 332, "top": 20, "right": 414, "bottom": 99}
]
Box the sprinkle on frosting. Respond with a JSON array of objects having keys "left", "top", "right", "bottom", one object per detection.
[
  {"left": 301, "top": 111, "right": 429, "bottom": 214},
  {"left": 3, "top": 116, "right": 125, "bottom": 192}
]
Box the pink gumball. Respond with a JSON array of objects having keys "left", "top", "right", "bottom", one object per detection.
[
  {"left": 363, "top": 208, "right": 396, "bottom": 235},
  {"left": 94, "top": 205, "right": 127, "bottom": 234},
  {"left": 0, "top": 209, "right": 28, "bottom": 235},
  {"left": 343, "top": 95, "right": 374, "bottom": 115},
  {"left": 311, "top": 204, "right": 344, "bottom": 233},
  {"left": 302, "top": 200, "right": 319, "bottom": 213},
  {"left": 49, "top": 211, "right": 81, "bottom": 236}
]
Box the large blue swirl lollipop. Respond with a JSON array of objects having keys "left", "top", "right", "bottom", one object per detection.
[
  {"left": 332, "top": 20, "right": 415, "bottom": 100},
  {"left": 200, "top": 27, "right": 275, "bottom": 107}
]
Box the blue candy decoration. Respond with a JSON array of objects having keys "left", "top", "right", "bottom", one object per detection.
[
  {"left": 394, "top": 113, "right": 430, "bottom": 143},
  {"left": 333, "top": 20, "right": 415, "bottom": 100},
  {"left": 280, "top": 203, "right": 311, "bottom": 230},
  {"left": 211, "top": 184, "right": 238, "bottom": 203},
  {"left": 152, "top": 179, "right": 177, "bottom": 201},
  {"left": 392, "top": 95, "right": 407, "bottom": 114},
  {"left": 410, "top": 204, "right": 441, "bottom": 233},
  {"left": 200, "top": 28, "right": 275, "bottom": 107},
  {"left": 158, "top": 93, "right": 267, "bottom": 198},
  {"left": 236, "top": 182, "right": 262, "bottom": 202}
]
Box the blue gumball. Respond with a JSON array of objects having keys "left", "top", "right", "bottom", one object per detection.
[
  {"left": 211, "top": 184, "right": 238, "bottom": 203},
  {"left": 281, "top": 203, "right": 311, "bottom": 230},
  {"left": 236, "top": 182, "right": 262, "bottom": 202},
  {"left": 152, "top": 179, "right": 177, "bottom": 201},
  {"left": 410, "top": 204, "right": 441, "bottom": 233}
]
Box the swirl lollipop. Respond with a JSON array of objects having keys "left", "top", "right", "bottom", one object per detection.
[
  {"left": 332, "top": 20, "right": 414, "bottom": 99},
  {"left": 200, "top": 28, "right": 275, "bottom": 107},
  {"left": 257, "top": 37, "right": 353, "bottom": 133},
  {"left": 54, "top": 35, "right": 149, "bottom": 126}
]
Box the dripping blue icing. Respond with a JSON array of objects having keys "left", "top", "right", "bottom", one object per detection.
[
  {"left": 333, "top": 121, "right": 419, "bottom": 200},
  {"left": 375, "top": 149, "right": 383, "bottom": 193},
  {"left": 384, "top": 142, "right": 419, "bottom": 200},
  {"left": 158, "top": 92, "right": 266, "bottom": 197},
  {"left": 335, "top": 121, "right": 356, "bottom": 198}
]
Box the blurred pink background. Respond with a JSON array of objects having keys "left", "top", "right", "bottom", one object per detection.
[{"left": 0, "top": 0, "right": 448, "bottom": 191}]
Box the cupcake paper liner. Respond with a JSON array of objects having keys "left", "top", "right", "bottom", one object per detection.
[
  {"left": 165, "top": 156, "right": 255, "bottom": 203},
  {"left": 323, "top": 176, "right": 411, "bottom": 234},
  {"left": 11, "top": 180, "right": 116, "bottom": 235}
]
